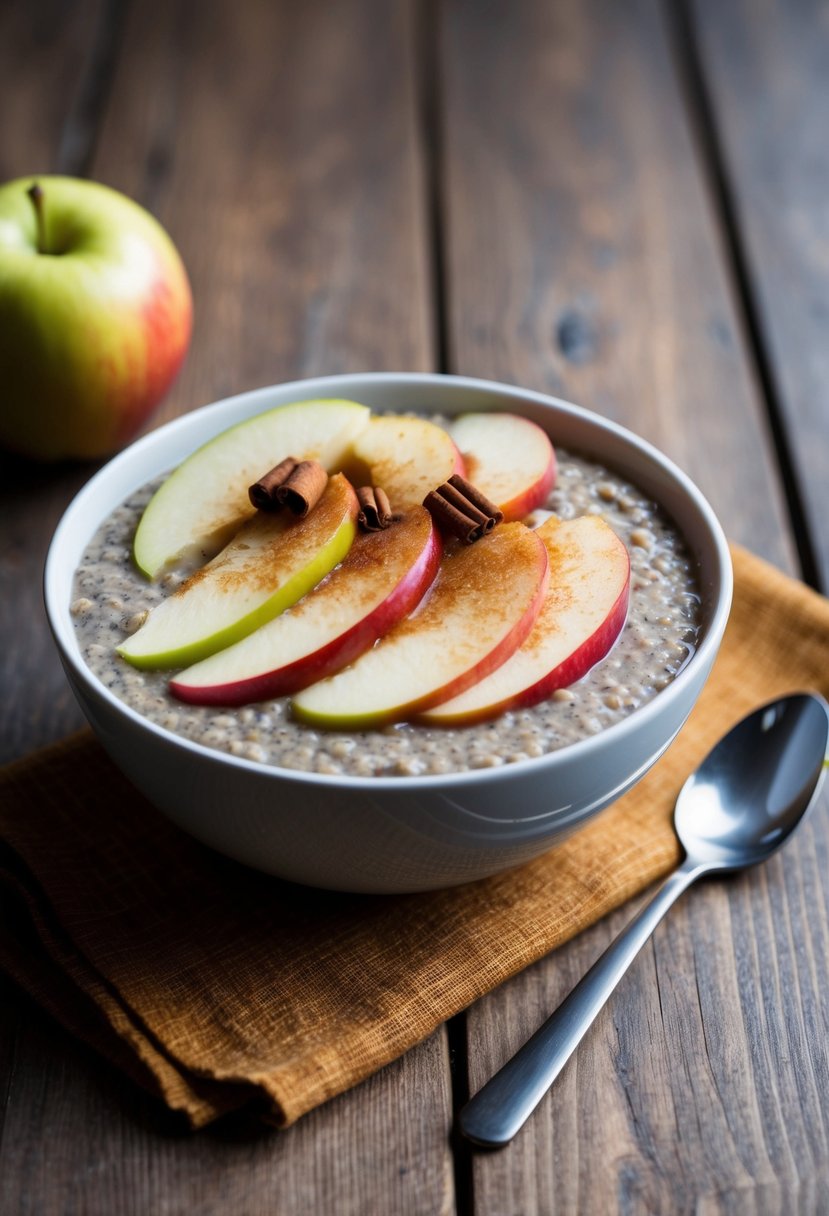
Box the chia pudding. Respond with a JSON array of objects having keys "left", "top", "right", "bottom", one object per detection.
[{"left": 71, "top": 438, "right": 701, "bottom": 777}]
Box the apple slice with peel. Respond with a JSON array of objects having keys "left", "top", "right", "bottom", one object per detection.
[
  {"left": 134, "top": 398, "right": 370, "bottom": 578},
  {"left": 419, "top": 515, "right": 630, "bottom": 726},
  {"left": 291, "top": 522, "right": 549, "bottom": 729},
  {"left": 170, "top": 507, "right": 442, "bottom": 705},
  {"left": 119, "top": 474, "right": 358, "bottom": 670},
  {"left": 348, "top": 415, "right": 464, "bottom": 511},
  {"left": 449, "top": 413, "right": 556, "bottom": 520}
]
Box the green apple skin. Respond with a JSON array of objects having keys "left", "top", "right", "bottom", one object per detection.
[
  {"left": 118, "top": 475, "right": 360, "bottom": 670},
  {"left": 133, "top": 398, "right": 370, "bottom": 579},
  {"left": 0, "top": 175, "right": 192, "bottom": 460},
  {"left": 119, "top": 514, "right": 357, "bottom": 671},
  {"left": 169, "top": 508, "right": 442, "bottom": 704}
]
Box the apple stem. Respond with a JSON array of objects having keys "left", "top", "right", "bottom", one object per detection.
[{"left": 27, "top": 182, "right": 47, "bottom": 254}]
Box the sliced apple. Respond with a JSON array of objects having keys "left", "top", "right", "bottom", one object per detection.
[
  {"left": 419, "top": 515, "right": 630, "bottom": 726},
  {"left": 348, "top": 414, "right": 464, "bottom": 511},
  {"left": 449, "top": 412, "right": 556, "bottom": 520},
  {"left": 134, "top": 398, "right": 370, "bottom": 578},
  {"left": 170, "top": 507, "right": 443, "bottom": 705},
  {"left": 291, "top": 522, "right": 549, "bottom": 729},
  {"left": 119, "top": 474, "right": 358, "bottom": 670}
]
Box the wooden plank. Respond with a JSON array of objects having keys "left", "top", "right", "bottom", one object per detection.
[
  {"left": 440, "top": 0, "right": 793, "bottom": 571},
  {"left": 686, "top": 0, "right": 829, "bottom": 589},
  {"left": 459, "top": 811, "right": 829, "bottom": 1213},
  {"left": 0, "top": 0, "right": 121, "bottom": 765},
  {"left": 0, "top": 454, "right": 90, "bottom": 764},
  {"left": 0, "top": 0, "right": 110, "bottom": 180},
  {"left": 0, "top": 0, "right": 118, "bottom": 1172},
  {"left": 439, "top": 0, "right": 829, "bottom": 1209},
  {"left": 0, "top": 989, "right": 454, "bottom": 1216},
  {"left": 0, "top": 1, "right": 455, "bottom": 1213},
  {"left": 91, "top": 0, "right": 433, "bottom": 428}
]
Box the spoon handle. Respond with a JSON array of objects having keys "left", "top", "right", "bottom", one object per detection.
[{"left": 459, "top": 856, "right": 706, "bottom": 1148}]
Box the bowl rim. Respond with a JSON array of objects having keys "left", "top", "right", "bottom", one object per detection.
[{"left": 44, "top": 370, "right": 733, "bottom": 790}]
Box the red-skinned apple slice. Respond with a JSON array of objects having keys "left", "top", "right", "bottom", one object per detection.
[
  {"left": 450, "top": 413, "right": 556, "bottom": 520},
  {"left": 291, "top": 523, "right": 549, "bottom": 729},
  {"left": 118, "top": 474, "right": 358, "bottom": 670},
  {"left": 348, "top": 415, "right": 464, "bottom": 510},
  {"left": 170, "top": 507, "right": 442, "bottom": 705},
  {"left": 419, "top": 515, "right": 630, "bottom": 726}
]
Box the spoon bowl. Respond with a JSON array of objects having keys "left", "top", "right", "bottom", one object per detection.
[{"left": 675, "top": 693, "right": 829, "bottom": 870}]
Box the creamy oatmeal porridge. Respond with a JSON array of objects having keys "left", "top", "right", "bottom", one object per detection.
[{"left": 71, "top": 430, "right": 701, "bottom": 777}]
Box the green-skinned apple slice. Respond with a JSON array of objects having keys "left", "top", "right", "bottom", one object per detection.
[
  {"left": 419, "top": 516, "right": 630, "bottom": 726},
  {"left": 134, "top": 398, "right": 369, "bottom": 577},
  {"left": 291, "top": 522, "right": 549, "bottom": 729},
  {"left": 169, "top": 507, "right": 442, "bottom": 705},
  {"left": 349, "top": 415, "right": 464, "bottom": 510},
  {"left": 449, "top": 412, "right": 556, "bottom": 520},
  {"left": 119, "top": 474, "right": 358, "bottom": 670}
]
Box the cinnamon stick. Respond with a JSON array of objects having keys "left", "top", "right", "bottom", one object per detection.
[
  {"left": 438, "top": 483, "right": 494, "bottom": 532},
  {"left": 447, "top": 474, "right": 503, "bottom": 524},
  {"left": 248, "top": 457, "right": 328, "bottom": 516},
  {"left": 423, "top": 474, "right": 503, "bottom": 544},
  {"left": 357, "top": 485, "right": 394, "bottom": 531},
  {"left": 248, "top": 457, "right": 299, "bottom": 510},
  {"left": 275, "top": 461, "right": 329, "bottom": 516}
]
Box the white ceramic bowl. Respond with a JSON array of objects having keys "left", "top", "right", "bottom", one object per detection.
[{"left": 45, "top": 373, "right": 732, "bottom": 893}]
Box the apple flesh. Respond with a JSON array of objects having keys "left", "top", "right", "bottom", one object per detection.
[
  {"left": 449, "top": 413, "right": 556, "bottom": 520},
  {"left": 291, "top": 522, "right": 549, "bottom": 729},
  {"left": 118, "top": 473, "right": 358, "bottom": 670},
  {"left": 134, "top": 398, "right": 370, "bottom": 578},
  {"left": 348, "top": 415, "right": 464, "bottom": 511},
  {"left": 419, "top": 515, "right": 630, "bottom": 726},
  {"left": 0, "top": 175, "right": 192, "bottom": 461},
  {"left": 170, "top": 507, "right": 442, "bottom": 705}
]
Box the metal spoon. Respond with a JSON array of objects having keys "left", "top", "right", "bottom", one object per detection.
[{"left": 459, "top": 692, "right": 829, "bottom": 1148}]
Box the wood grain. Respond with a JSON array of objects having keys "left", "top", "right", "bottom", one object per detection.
[
  {"left": 0, "top": 454, "right": 89, "bottom": 764},
  {"left": 91, "top": 0, "right": 434, "bottom": 428},
  {"left": 0, "top": 985, "right": 454, "bottom": 1216},
  {"left": 686, "top": 0, "right": 829, "bottom": 590},
  {"left": 439, "top": 0, "right": 829, "bottom": 1210},
  {"left": 440, "top": 0, "right": 794, "bottom": 572},
  {"left": 0, "top": 0, "right": 115, "bottom": 1181},
  {"left": 0, "top": 0, "right": 118, "bottom": 763},
  {"left": 460, "top": 814, "right": 829, "bottom": 1214},
  {"left": 0, "top": 0, "right": 113, "bottom": 181},
  {"left": 4, "top": 0, "right": 829, "bottom": 1211},
  {"left": 0, "top": 2, "right": 455, "bottom": 1214}
]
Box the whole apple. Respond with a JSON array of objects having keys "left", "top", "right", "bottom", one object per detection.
[{"left": 0, "top": 175, "right": 192, "bottom": 460}]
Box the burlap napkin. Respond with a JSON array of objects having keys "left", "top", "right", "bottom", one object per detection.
[{"left": 1, "top": 545, "right": 827, "bottom": 1129}]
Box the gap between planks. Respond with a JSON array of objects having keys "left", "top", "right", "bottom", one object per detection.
[
  {"left": 55, "top": 0, "right": 130, "bottom": 177},
  {"left": 666, "top": 0, "right": 822, "bottom": 591}
]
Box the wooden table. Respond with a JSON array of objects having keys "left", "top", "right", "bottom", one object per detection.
[{"left": 2, "top": 1, "right": 828, "bottom": 1211}]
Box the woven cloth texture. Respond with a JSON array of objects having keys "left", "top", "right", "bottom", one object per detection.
[{"left": 1, "top": 544, "right": 827, "bottom": 1128}]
